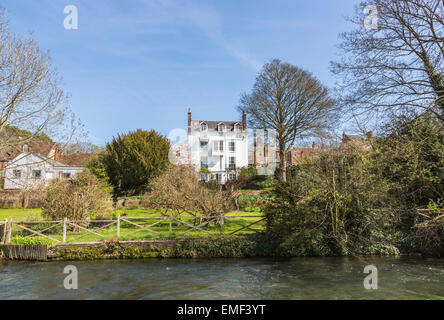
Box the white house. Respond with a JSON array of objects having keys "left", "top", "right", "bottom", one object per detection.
[
  {"left": 3, "top": 142, "right": 90, "bottom": 190},
  {"left": 185, "top": 109, "right": 249, "bottom": 184}
]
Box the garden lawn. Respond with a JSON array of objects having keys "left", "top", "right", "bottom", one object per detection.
[
  {"left": 0, "top": 208, "right": 42, "bottom": 222},
  {"left": 4, "top": 207, "right": 265, "bottom": 243}
]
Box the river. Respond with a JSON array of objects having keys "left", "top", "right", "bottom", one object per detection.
[{"left": 0, "top": 256, "right": 443, "bottom": 299}]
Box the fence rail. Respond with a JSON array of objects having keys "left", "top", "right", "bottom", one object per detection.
[{"left": 2, "top": 214, "right": 265, "bottom": 244}]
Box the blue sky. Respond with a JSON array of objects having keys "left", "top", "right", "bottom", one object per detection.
[{"left": 3, "top": 0, "right": 358, "bottom": 146}]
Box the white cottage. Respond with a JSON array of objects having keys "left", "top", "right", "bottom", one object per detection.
[{"left": 2, "top": 142, "right": 90, "bottom": 190}]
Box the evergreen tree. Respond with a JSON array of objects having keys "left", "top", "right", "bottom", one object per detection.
[{"left": 103, "top": 129, "right": 170, "bottom": 196}]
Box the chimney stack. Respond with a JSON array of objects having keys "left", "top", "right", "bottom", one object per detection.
[
  {"left": 188, "top": 108, "right": 192, "bottom": 134},
  {"left": 54, "top": 147, "right": 60, "bottom": 161},
  {"left": 242, "top": 111, "right": 247, "bottom": 130}
]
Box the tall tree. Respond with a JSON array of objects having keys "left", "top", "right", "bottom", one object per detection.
[
  {"left": 0, "top": 8, "right": 83, "bottom": 154},
  {"left": 103, "top": 129, "right": 170, "bottom": 196},
  {"left": 331, "top": 0, "right": 444, "bottom": 123},
  {"left": 239, "top": 59, "right": 337, "bottom": 181}
]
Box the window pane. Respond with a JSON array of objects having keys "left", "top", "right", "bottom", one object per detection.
[{"left": 32, "top": 170, "right": 41, "bottom": 179}]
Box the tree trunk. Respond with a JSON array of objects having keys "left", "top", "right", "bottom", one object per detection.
[{"left": 279, "top": 143, "right": 287, "bottom": 182}]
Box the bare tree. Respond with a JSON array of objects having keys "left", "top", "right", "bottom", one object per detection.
[
  {"left": 239, "top": 59, "right": 337, "bottom": 181},
  {"left": 0, "top": 8, "right": 83, "bottom": 155},
  {"left": 149, "top": 165, "right": 234, "bottom": 221},
  {"left": 331, "top": 0, "right": 444, "bottom": 123}
]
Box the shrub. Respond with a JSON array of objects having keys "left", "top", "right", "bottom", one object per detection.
[
  {"left": 265, "top": 148, "right": 401, "bottom": 256},
  {"left": 379, "top": 114, "right": 444, "bottom": 208},
  {"left": 238, "top": 166, "right": 257, "bottom": 186},
  {"left": 411, "top": 199, "right": 444, "bottom": 256},
  {"left": 237, "top": 166, "right": 277, "bottom": 190},
  {"left": 42, "top": 171, "right": 113, "bottom": 221},
  {"left": 235, "top": 193, "right": 273, "bottom": 212},
  {"left": 86, "top": 153, "right": 110, "bottom": 184},
  {"left": 10, "top": 235, "right": 55, "bottom": 245},
  {"left": 149, "top": 165, "right": 234, "bottom": 217}
]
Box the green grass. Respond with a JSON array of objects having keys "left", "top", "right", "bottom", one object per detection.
[
  {"left": 0, "top": 208, "right": 42, "bottom": 222},
  {"left": 1, "top": 207, "right": 265, "bottom": 243}
]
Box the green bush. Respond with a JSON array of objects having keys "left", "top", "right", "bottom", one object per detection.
[
  {"left": 235, "top": 193, "right": 273, "bottom": 212},
  {"left": 265, "top": 113, "right": 443, "bottom": 257},
  {"left": 238, "top": 166, "right": 257, "bottom": 186},
  {"left": 10, "top": 235, "right": 55, "bottom": 245},
  {"left": 266, "top": 148, "right": 401, "bottom": 257}
]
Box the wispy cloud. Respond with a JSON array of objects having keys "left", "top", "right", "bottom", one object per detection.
[
  {"left": 173, "top": 1, "right": 262, "bottom": 70},
  {"left": 100, "top": 0, "right": 261, "bottom": 70}
]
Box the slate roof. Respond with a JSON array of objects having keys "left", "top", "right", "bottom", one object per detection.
[{"left": 193, "top": 120, "right": 242, "bottom": 131}]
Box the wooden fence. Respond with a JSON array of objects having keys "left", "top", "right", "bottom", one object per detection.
[
  {"left": 2, "top": 215, "right": 265, "bottom": 244},
  {"left": 1, "top": 218, "right": 7, "bottom": 244}
]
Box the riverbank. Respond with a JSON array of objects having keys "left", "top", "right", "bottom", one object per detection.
[
  {"left": 1, "top": 234, "right": 436, "bottom": 261},
  {"left": 1, "top": 235, "right": 275, "bottom": 261}
]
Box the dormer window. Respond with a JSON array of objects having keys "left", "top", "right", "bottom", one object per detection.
[
  {"left": 234, "top": 123, "right": 242, "bottom": 138},
  {"left": 22, "top": 144, "right": 29, "bottom": 152},
  {"left": 218, "top": 123, "right": 226, "bottom": 134},
  {"left": 200, "top": 123, "right": 208, "bottom": 132}
]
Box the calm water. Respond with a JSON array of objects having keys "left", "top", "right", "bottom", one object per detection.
[{"left": 0, "top": 257, "right": 443, "bottom": 299}]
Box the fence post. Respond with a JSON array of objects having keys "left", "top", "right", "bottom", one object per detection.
[
  {"left": 62, "top": 218, "right": 67, "bottom": 243},
  {"left": 117, "top": 214, "right": 120, "bottom": 238},
  {"left": 1, "top": 218, "right": 7, "bottom": 244},
  {"left": 169, "top": 215, "right": 172, "bottom": 235},
  {"left": 7, "top": 218, "right": 12, "bottom": 244},
  {"left": 219, "top": 215, "right": 224, "bottom": 235}
]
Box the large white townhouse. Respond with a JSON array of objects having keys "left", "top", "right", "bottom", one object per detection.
[
  {"left": 184, "top": 109, "right": 249, "bottom": 184},
  {"left": 171, "top": 109, "right": 282, "bottom": 184}
]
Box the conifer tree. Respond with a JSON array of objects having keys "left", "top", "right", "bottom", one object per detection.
[{"left": 103, "top": 129, "right": 170, "bottom": 195}]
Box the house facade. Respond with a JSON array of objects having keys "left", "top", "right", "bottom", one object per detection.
[
  {"left": 185, "top": 109, "right": 249, "bottom": 184},
  {"left": 2, "top": 142, "right": 90, "bottom": 190}
]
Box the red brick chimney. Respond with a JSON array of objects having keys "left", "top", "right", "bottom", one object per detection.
[
  {"left": 242, "top": 111, "right": 247, "bottom": 130},
  {"left": 188, "top": 108, "right": 192, "bottom": 134},
  {"left": 54, "top": 146, "right": 61, "bottom": 161}
]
